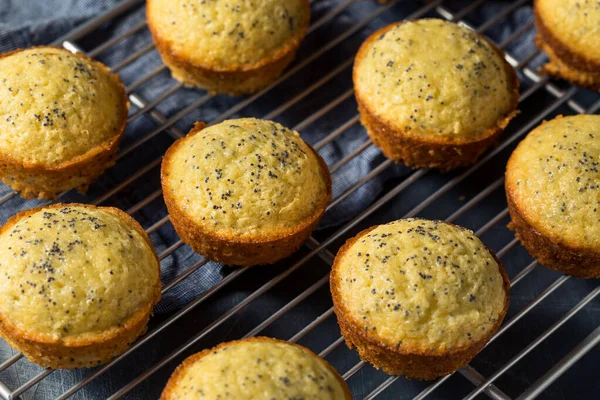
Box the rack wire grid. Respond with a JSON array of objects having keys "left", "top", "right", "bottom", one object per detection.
[{"left": 0, "top": 0, "right": 598, "bottom": 398}]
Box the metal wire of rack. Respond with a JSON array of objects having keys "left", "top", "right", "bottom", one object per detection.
[{"left": 0, "top": 0, "right": 598, "bottom": 398}]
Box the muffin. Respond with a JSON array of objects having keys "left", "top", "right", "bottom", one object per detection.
[
  {"left": 147, "top": 0, "right": 311, "bottom": 95},
  {"left": 161, "top": 337, "right": 351, "bottom": 400},
  {"left": 535, "top": 0, "right": 600, "bottom": 91},
  {"left": 0, "top": 46, "right": 129, "bottom": 199},
  {"left": 330, "top": 219, "right": 510, "bottom": 380},
  {"left": 353, "top": 19, "right": 519, "bottom": 171},
  {"left": 161, "top": 118, "right": 331, "bottom": 266},
  {"left": 0, "top": 204, "right": 161, "bottom": 369},
  {"left": 506, "top": 115, "right": 600, "bottom": 279}
]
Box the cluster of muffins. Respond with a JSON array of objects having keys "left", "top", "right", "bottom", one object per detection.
[
  {"left": 0, "top": 0, "right": 329, "bottom": 371},
  {"left": 0, "top": 1, "right": 596, "bottom": 397}
]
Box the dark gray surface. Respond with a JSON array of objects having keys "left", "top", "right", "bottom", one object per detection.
[{"left": 0, "top": 0, "right": 598, "bottom": 399}]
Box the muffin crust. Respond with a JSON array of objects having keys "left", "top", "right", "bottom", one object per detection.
[
  {"left": 162, "top": 118, "right": 331, "bottom": 266},
  {"left": 353, "top": 19, "right": 519, "bottom": 170},
  {"left": 0, "top": 47, "right": 128, "bottom": 199},
  {"left": 331, "top": 219, "right": 509, "bottom": 379},
  {"left": 506, "top": 114, "right": 600, "bottom": 278},
  {"left": 161, "top": 337, "right": 351, "bottom": 399},
  {"left": 147, "top": 0, "right": 310, "bottom": 95},
  {"left": 0, "top": 204, "right": 161, "bottom": 369}
]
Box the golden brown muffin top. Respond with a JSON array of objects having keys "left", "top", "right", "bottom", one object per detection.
[
  {"left": 162, "top": 338, "right": 348, "bottom": 400},
  {"left": 354, "top": 19, "right": 516, "bottom": 141},
  {"left": 0, "top": 47, "right": 127, "bottom": 166},
  {"left": 147, "top": 0, "right": 310, "bottom": 70},
  {"left": 0, "top": 205, "right": 160, "bottom": 339},
  {"left": 163, "top": 118, "right": 330, "bottom": 238},
  {"left": 507, "top": 114, "right": 600, "bottom": 251},
  {"left": 536, "top": 0, "right": 600, "bottom": 61},
  {"left": 334, "top": 219, "right": 506, "bottom": 351}
]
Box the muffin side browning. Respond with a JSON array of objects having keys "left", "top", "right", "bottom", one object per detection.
[
  {"left": 506, "top": 115, "right": 600, "bottom": 278},
  {"left": 356, "top": 100, "right": 515, "bottom": 172},
  {"left": 331, "top": 219, "right": 509, "bottom": 379},
  {"left": 0, "top": 204, "right": 161, "bottom": 369},
  {"left": 353, "top": 19, "right": 519, "bottom": 171},
  {"left": 162, "top": 118, "right": 331, "bottom": 266},
  {"left": 0, "top": 47, "right": 129, "bottom": 199},
  {"left": 161, "top": 337, "right": 352, "bottom": 399}
]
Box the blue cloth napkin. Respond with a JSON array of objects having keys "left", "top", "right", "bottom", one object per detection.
[{"left": 0, "top": 0, "right": 547, "bottom": 397}]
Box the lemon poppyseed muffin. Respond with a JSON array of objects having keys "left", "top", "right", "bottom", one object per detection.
[
  {"left": 534, "top": 0, "right": 600, "bottom": 91},
  {"left": 0, "top": 47, "right": 128, "bottom": 199},
  {"left": 161, "top": 337, "right": 351, "bottom": 399},
  {"left": 0, "top": 204, "right": 161, "bottom": 369},
  {"left": 162, "top": 118, "right": 331, "bottom": 266},
  {"left": 147, "top": 0, "right": 311, "bottom": 95},
  {"left": 331, "top": 219, "right": 509, "bottom": 379},
  {"left": 353, "top": 19, "right": 519, "bottom": 171},
  {"left": 506, "top": 114, "right": 600, "bottom": 279}
]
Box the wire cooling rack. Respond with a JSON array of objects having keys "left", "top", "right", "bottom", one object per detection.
[{"left": 0, "top": 0, "right": 598, "bottom": 398}]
